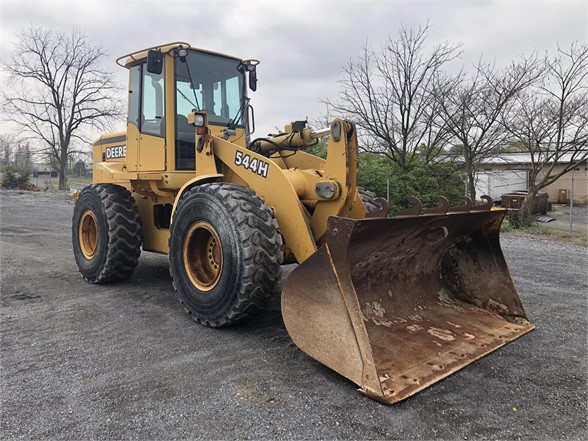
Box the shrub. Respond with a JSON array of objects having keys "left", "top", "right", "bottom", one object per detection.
[
  {"left": 358, "top": 153, "right": 465, "bottom": 215},
  {"left": 1, "top": 166, "right": 32, "bottom": 189}
]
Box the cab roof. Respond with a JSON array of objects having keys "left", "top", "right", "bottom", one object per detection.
[{"left": 115, "top": 42, "right": 243, "bottom": 68}]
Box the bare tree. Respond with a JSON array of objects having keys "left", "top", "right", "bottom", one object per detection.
[
  {"left": 14, "top": 142, "right": 34, "bottom": 174},
  {"left": 0, "top": 133, "right": 18, "bottom": 166},
  {"left": 2, "top": 27, "right": 122, "bottom": 190},
  {"left": 72, "top": 159, "right": 87, "bottom": 177},
  {"left": 324, "top": 23, "right": 462, "bottom": 169},
  {"left": 438, "top": 55, "right": 542, "bottom": 200},
  {"left": 67, "top": 150, "right": 91, "bottom": 174},
  {"left": 506, "top": 43, "right": 588, "bottom": 225}
]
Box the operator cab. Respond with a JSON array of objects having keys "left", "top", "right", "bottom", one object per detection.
[{"left": 117, "top": 43, "right": 257, "bottom": 174}]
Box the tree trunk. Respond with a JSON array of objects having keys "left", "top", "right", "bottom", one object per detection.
[
  {"left": 519, "top": 190, "right": 537, "bottom": 227},
  {"left": 58, "top": 147, "right": 68, "bottom": 190},
  {"left": 467, "top": 171, "right": 476, "bottom": 201}
]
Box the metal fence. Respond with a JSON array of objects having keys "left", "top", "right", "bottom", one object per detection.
[
  {"left": 477, "top": 169, "right": 587, "bottom": 235},
  {"left": 540, "top": 171, "right": 587, "bottom": 234}
]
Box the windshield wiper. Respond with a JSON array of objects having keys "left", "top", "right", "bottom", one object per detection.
[
  {"left": 228, "top": 97, "right": 249, "bottom": 130},
  {"left": 181, "top": 59, "right": 200, "bottom": 111},
  {"left": 177, "top": 88, "right": 199, "bottom": 110}
]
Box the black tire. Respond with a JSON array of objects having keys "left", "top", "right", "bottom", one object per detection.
[
  {"left": 359, "top": 187, "right": 384, "bottom": 213},
  {"left": 72, "top": 184, "right": 142, "bottom": 283},
  {"left": 168, "top": 183, "right": 283, "bottom": 327}
]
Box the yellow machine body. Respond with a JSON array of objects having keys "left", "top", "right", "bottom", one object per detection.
[{"left": 87, "top": 43, "right": 533, "bottom": 404}]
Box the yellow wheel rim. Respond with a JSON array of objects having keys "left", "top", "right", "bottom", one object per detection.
[
  {"left": 183, "top": 221, "right": 223, "bottom": 291},
  {"left": 79, "top": 210, "right": 99, "bottom": 259}
]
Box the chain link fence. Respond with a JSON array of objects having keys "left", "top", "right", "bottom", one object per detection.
[
  {"left": 475, "top": 168, "right": 587, "bottom": 235},
  {"left": 539, "top": 171, "right": 587, "bottom": 234}
]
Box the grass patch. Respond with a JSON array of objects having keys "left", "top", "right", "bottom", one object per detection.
[
  {"left": 501, "top": 219, "right": 587, "bottom": 247},
  {"left": 28, "top": 176, "right": 93, "bottom": 191},
  {"left": 67, "top": 177, "right": 93, "bottom": 186}
]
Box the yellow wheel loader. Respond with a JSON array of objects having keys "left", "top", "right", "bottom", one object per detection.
[{"left": 72, "top": 42, "right": 534, "bottom": 404}]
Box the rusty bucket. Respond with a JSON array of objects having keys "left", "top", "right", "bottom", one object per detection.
[{"left": 282, "top": 199, "right": 534, "bottom": 404}]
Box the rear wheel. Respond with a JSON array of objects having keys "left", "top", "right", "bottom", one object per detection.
[
  {"left": 169, "top": 183, "right": 283, "bottom": 327},
  {"left": 72, "top": 184, "right": 142, "bottom": 283}
]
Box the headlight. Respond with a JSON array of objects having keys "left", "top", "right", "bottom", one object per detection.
[{"left": 193, "top": 114, "right": 205, "bottom": 127}]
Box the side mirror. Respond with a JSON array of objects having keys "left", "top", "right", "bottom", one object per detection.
[
  {"left": 248, "top": 69, "right": 257, "bottom": 92},
  {"left": 146, "top": 50, "right": 163, "bottom": 75}
]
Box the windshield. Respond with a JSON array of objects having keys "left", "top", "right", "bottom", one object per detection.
[{"left": 175, "top": 50, "right": 245, "bottom": 127}]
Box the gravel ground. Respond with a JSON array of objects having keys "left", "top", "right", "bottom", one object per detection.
[{"left": 1, "top": 190, "right": 586, "bottom": 440}]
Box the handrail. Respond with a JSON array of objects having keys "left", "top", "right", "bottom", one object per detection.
[{"left": 115, "top": 41, "right": 192, "bottom": 68}]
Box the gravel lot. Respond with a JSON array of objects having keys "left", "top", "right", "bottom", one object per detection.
[{"left": 1, "top": 190, "right": 586, "bottom": 440}]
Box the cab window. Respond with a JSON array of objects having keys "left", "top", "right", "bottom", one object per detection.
[
  {"left": 141, "top": 66, "right": 165, "bottom": 138},
  {"left": 128, "top": 65, "right": 141, "bottom": 128}
]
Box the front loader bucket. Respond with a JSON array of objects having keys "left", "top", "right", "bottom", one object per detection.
[{"left": 282, "top": 201, "right": 534, "bottom": 404}]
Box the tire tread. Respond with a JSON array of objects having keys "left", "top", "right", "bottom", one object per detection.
[
  {"left": 169, "top": 183, "right": 283, "bottom": 327},
  {"left": 359, "top": 187, "right": 383, "bottom": 213}
]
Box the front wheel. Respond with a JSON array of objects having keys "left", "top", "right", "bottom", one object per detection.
[
  {"left": 359, "top": 187, "right": 389, "bottom": 217},
  {"left": 168, "top": 183, "right": 283, "bottom": 327}
]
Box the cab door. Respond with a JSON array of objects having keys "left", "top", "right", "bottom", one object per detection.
[
  {"left": 125, "top": 65, "right": 141, "bottom": 172},
  {"left": 139, "top": 65, "right": 166, "bottom": 171},
  {"left": 126, "top": 63, "right": 166, "bottom": 172}
]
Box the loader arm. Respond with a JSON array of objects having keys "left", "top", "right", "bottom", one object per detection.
[
  {"left": 211, "top": 136, "right": 317, "bottom": 263},
  {"left": 191, "top": 116, "right": 367, "bottom": 263}
]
